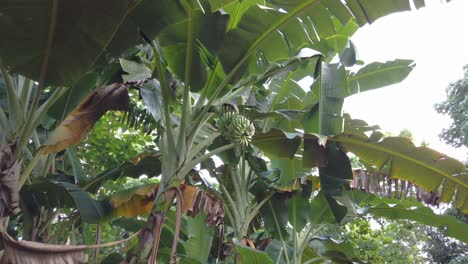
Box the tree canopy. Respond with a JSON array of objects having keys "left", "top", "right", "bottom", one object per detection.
[{"left": 435, "top": 64, "right": 468, "bottom": 148}]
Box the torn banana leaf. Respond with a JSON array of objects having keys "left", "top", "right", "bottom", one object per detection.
[{"left": 42, "top": 83, "right": 129, "bottom": 154}]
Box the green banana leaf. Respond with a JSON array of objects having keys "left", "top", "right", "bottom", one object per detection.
[
  {"left": 350, "top": 190, "right": 468, "bottom": 243},
  {"left": 0, "top": 0, "right": 129, "bottom": 86},
  {"left": 334, "top": 132, "right": 468, "bottom": 213}
]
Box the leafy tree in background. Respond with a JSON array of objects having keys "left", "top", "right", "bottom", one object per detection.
[
  {"left": 339, "top": 218, "right": 428, "bottom": 264},
  {"left": 423, "top": 208, "right": 468, "bottom": 264},
  {"left": 76, "top": 109, "right": 155, "bottom": 177},
  {"left": 347, "top": 129, "right": 466, "bottom": 264},
  {"left": 398, "top": 128, "right": 414, "bottom": 140},
  {"left": 431, "top": 66, "right": 468, "bottom": 263},
  {"left": 435, "top": 65, "right": 468, "bottom": 148}
]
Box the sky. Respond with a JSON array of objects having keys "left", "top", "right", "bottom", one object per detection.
[{"left": 343, "top": 0, "right": 468, "bottom": 162}]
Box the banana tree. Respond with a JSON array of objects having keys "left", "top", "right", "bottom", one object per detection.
[{"left": 1, "top": 0, "right": 467, "bottom": 263}]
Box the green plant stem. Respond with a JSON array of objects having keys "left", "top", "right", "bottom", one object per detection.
[
  {"left": 39, "top": 153, "right": 54, "bottom": 177},
  {"left": 193, "top": 58, "right": 220, "bottom": 113},
  {"left": 32, "top": 130, "right": 41, "bottom": 149},
  {"left": 185, "top": 132, "right": 220, "bottom": 163},
  {"left": 150, "top": 39, "right": 178, "bottom": 202},
  {"left": 293, "top": 229, "right": 298, "bottom": 264},
  {"left": 297, "top": 224, "right": 313, "bottom": 257},
  {"left": 298, "top": 224, "right": 325, "bottom": 259},
  {"left": 23, "top": 145, "right": 33, "bottom": 162},
  {"left": 0, "top": 106, "right": 9, "bottom": 140},
  {"left": 0, "top": 63, "right": 22, "bottom": 127},
  {"left": 19, "top": 147, "right": 46, "bottom": 188},
  {"left": 239, "top": 152, "right": 245, "bottom": 190},
  {"left": 189, "top": 71, "right": 234, "bottom": 140},
  {"left": 33, "top": 86, "right": 69, "bottom": 127},
  {"left": 275, "top": 248, "right": 285, "bottom": 264},
  {"left": 177, "top": 10, "right": 194, "bottom": 159},
  {"left": 151, "top": 40, "right": 176, "bottom": 161},
  {"left": 243, "top": 192, "right": 274, "bottom": 234},
  {"left": 224, "top": 207, "right": 236, "bottom": 236},
  {"left": 235, "top": 155, "right": 249, "bottom": 225},
  {"left": 179, "top": 143, "right": 235, "bottom": 177},
  {"left": 186, "top": 113, "right": 213, "bottom": 157},
  {"left": 188, "top": 58, "right": 248, "bottom": 147},
  {"left": 217, "top": 173, "right": 242, "bottom": 237},
  {"left": 292, "top": 196, "right": 298, "bottom": 264},
  {"left": 230, "top": 167, "right": 244, "bottom": 221},
  {"left": 15, "top": 85, "right": 67, "bottom": 158},
  {"left": 16, "top": 87, "right": 66, "bottom": 188},
  {"left": 268, "top": 200, "right": 291, "bottom": 264},
  {"left": 13, "top": 0, "right": 59, "bottom": 159},
  {"left": 246, "top": 169, "right": 254, "bottom": 191},
  {"left": 14, "top": 87, "right": 41, "bottom": 159},
  {"left": 212, "top": 75, "right": 271, "bottom": 107},
  {"left": 170, "top": 188, "right": 183, "bottom": 264},
  {"left": 193, "top": 93, "right": 206, "bottom": 113},
  {"left": 19, "top": 77, "right": 32, "bottom": 110},
  {"left": 224, "top": 201, "right": 239, "bottom": 236}
]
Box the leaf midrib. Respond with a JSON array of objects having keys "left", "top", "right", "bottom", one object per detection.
[
  {"left": 332, "top": 134, "right": 468, "bottom": 190},
  {"left": 348, "top": 63, "right": 412, "bottom": 82},
  {"left": 253, "top": 133, "right": 467, "bottom": 189},
  {"left": 241, "top": 0, "right": 322, "bottom": 67},
  {"left": 368, "top": 206, "right": 468, "bottom": 242}
]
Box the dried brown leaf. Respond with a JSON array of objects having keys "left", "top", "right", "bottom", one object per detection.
[
  {"left": 352, "top": 169, "right": 441, "bottom": 206},
  {"left": 42, "top": 83, "right": 130, "bottom": 154},
  {"left": 240, "top": 237, "right": 255, "bottom": 248},
  {"left": 418, "top": 187, "right": 441, "bottom": 206},
  {"left": 179, "top": 184, "right": 199, "bottom": 212},
  {"left": 186, "top": 190, "right": 224, "bottom": 227},
  {"left": 0, "top": 228, "right": 88, "bottom": 264},
  {"left": 108, "top": 184, "right": 224, "bottom": 226}
]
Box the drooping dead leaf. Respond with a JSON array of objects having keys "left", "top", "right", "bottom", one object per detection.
[
  {"left": 108, "top": 184, "right": 224, "bottom": 226},
  {"left": 42, "top": 83, "right": 130, "bottom": 154},
  {"left": 179, "top": 184, "right": 200, "bottom": 212},
  {"left": 184, "top": 187, "right": 224, "bottom": 227},
  {"left": 351, "top": 169, "right": 441, "bottom": 206},
  {"left": 124, "top": 213, "right": 166, "bottom": 264},
  {"left": 0, "top": 227, "right": 88, "bottom": 264},
  {"left": 164, "top": 185, "right": 224, "bottom": 226},
  {"left": 0, "top": 143, "right": 22, "bottom": 217},
  {"left": 0, "top": 226, "right": 142, "bottom": 263},
  {"left": 110, "top": 184, "right": 158, "bottom": 218},
  {"left": 418, "top": 188, "right": 441, "bottom": 206},
  {"left": 240, "top": 237, "right": 255, "bottom": 248}
]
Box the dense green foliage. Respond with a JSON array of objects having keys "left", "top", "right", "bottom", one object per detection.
[
  {"left": 424, "top": 208, "right": 468, "bottom": 264},
  {"left": 76, "top": 110, "right": 155, "bottom": 177},
  {"left": 340, "top": 218, "right": 428, "bottom": 263},
  {"left": 434, "top": 65, "right": 468, "bottom": 148}
]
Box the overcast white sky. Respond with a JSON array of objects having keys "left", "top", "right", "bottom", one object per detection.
[{"left": 343, "top": 0, "right": 468, "bottom": 162}]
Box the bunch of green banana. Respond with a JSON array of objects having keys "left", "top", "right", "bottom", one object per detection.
[{"left": 216, "top": 106, "right": 255, "bottom": 147}]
